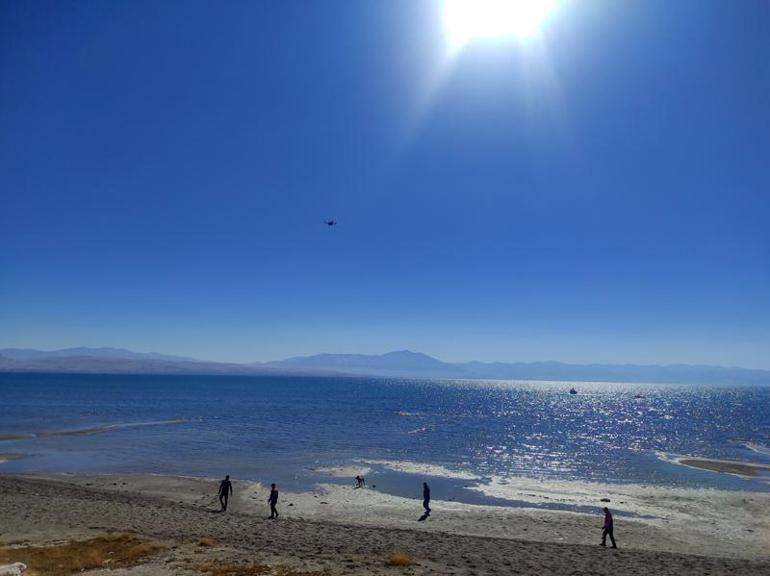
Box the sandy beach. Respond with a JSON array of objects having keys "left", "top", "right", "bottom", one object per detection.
[{"left": 1, "top": 473, "right": 768, "bottom": 576}]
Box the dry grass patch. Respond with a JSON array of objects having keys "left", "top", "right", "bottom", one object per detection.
[
  {"left": 385, "top": 551, "right": 417, "bottom": 567},
  {"left": 0, "top": 535, "right": 163, "bottom": 576},
  {"left": 194, "top": 561, "right": 331, "bottom": 576},
  {"left": 197, "top": 537, "right": 217, "bottom": 547}
]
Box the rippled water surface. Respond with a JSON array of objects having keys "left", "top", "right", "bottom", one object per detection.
[{"left": 2, "top": 373, "right": 769, "bottom": 493}]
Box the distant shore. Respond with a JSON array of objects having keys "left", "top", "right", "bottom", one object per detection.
[{"left": 1, "top": 472, "right": 769, "bottom": 575}]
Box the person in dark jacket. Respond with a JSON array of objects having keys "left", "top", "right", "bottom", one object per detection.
[
  {"left": 422, "top": 482, "right": 431, "bottom": 514},
  {"left": 268, "top": 483, "right": 279, "bottom": 519},
  {"left": 601, "top": 507, "right": 617, "bottom": 548},
  {"left": 218, "top": 475, "right": 233, "bottom": 511}
]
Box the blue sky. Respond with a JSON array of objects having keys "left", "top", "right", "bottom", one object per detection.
[{"left": 1, "top": 1, "right": 768, "bottom": 367}]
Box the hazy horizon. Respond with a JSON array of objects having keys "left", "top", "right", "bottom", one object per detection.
[
  {"left": 3, "top": 1, "right": 769, "bottom": 370},
  {"left": 3, "top": 344, "right": 770, "bottom": 372}
]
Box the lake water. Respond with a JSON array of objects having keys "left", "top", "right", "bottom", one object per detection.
[{"left": 2, "top": 373, "right": 769, "bottom": 505}]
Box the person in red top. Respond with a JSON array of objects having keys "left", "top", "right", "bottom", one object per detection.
[{"left": 601, "top": 507, "right": 617, "bottom": 548}]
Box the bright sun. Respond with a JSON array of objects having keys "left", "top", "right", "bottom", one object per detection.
[{"left": 443, "top": 0, "right": 558, "bottom": 50}]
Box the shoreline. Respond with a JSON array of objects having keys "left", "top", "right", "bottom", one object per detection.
[
  {"left": 4, "top": 471, "right": 769, "bottom": 558},
  {"left": 1, "top": 473, "right": 769, "bottom": 575}
]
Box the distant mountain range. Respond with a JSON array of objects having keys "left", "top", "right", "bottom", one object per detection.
[
  {"left": 0, "top": 347, "right": 196, "bottom": 363},
  {"left": 262, "top": 350, "right": 467, "bottom": 378},
  {"left": 0, "top": 347, "right": 283, "bottom": 376},
  {"left": 265, "top": 350, "right": 770, "bottom": 385},
  {"left": 1, "top": 347, "right": 769, "bottom": 385}
]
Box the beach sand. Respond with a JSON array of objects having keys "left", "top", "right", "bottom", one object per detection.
[{"left": 1, "top": 473, "right": 769, "bottom": 575}]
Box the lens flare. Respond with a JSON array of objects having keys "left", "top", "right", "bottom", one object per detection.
[{"left": 443, "top": 0, "right": 558, "bottom": 50}]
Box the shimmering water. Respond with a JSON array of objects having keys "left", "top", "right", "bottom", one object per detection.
[{"left": 2, "top": 373, "right": 769, "bottom": 498}]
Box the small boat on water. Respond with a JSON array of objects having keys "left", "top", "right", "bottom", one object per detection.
[{"left": 569, "top": 387, "right": 578, "bottom": 395}]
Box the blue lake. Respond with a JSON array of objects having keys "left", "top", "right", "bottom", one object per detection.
[{"left": 2, "top": 373, "right": 769, "bottom": 503}]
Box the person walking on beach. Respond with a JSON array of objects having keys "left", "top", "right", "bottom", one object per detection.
[
  {"left": 601, "top": 507, "right": 617, "bottom": 548},
  {"left": 422, "top": 482, "right": 431, "bottom": 515},
  {"left": 218, "top": 475, "right": 233, "bottom": 512},
  {"left": 268, "top": 483, "right": 279, "bottom": 519}
]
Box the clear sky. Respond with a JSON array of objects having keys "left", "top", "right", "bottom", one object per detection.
[{"left": 1, "top": 1, "right": 768, "bottom": 367}]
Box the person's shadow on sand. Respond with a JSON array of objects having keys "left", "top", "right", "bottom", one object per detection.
[{"left": 418, "top": 511, "right": 430, "bottom": 522}]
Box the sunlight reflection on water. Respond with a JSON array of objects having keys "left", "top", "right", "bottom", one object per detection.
[{"left": 1, "top": 374, "right": 769, "bottom": 491}]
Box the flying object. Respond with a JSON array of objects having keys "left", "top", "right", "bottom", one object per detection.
[{"left": 325, "top": 219, "right": 337, "bottom": 226}]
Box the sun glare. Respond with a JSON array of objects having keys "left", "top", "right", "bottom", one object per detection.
[{"left": 443, "top": 0, "right": 558, "bottom": 50}]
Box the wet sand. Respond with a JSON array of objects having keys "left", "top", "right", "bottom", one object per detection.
[{"left": 1, "top": 473, "right": 769, "bottom": 575}]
